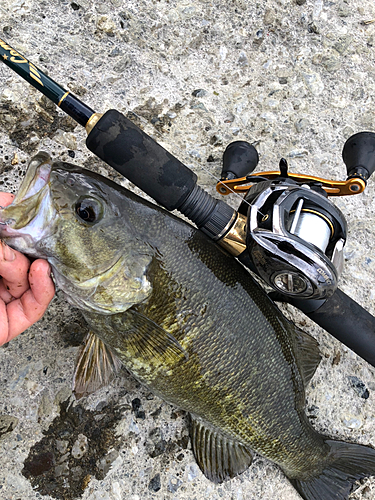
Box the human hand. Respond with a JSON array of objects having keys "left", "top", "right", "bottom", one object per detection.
[{"left": 0, "top": 192, "right": 55, "bottom": 346}]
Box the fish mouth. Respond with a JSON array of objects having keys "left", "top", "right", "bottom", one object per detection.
[
  {"left": 13, "top": 152, "right": 52, "bottom": 205},
  {"left": 0, "top": 152, "right": 54, "bottom": 252}
]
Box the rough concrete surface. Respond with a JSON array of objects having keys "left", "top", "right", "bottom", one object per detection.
[{"left": 0, "top": 0, "right": 375, "bottom": 499}]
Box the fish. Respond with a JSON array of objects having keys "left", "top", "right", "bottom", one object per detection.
[{"left": 1, "top": 151, "right": 375, "bottom": 500}]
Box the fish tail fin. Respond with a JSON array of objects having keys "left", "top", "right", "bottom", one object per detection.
[{"left": 290, "top": 439, "right": 375, "bottom": 500}]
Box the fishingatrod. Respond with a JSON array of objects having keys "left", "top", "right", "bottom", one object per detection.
[
  {"left": 2, "top": 36, "right": 375, "bottom": 371},
  {"left": 1, "top": 153, "right": 375, "bottom": 500}
]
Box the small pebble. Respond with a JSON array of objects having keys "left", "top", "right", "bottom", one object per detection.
[
  {"left": 0, "top": 415, "right": 19, "bottom": 439},
  {"left": 342, "top": 416, "right": 362, "bottom": 429},
  {"left": 348, "top": 376, "right": 370, "bottom": 399},
  {"left": 149, "top": 473, "right": 161, "bottom": 492},
  {"left": 71, "top": 434, "right": 88, "bottom": 459},
  {"left": 168, "top": 475, "right": 182, "bottom": 493},
  {"left": 192, "top": 89, "right": 207, "bottom": 97}
]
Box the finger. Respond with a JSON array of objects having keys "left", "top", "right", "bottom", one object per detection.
[
  {"left": 5, "top": 260, "right": 55, "bottom": 343},
  {"left": 0, "top": 280, "right": 13, "bottom": 303},
  {"left": 0, "top": 242, "right": 31, "bottom": 298},
  {"left": 0, "top": 192, "right": 15, "bottom": 208},
  {"left": 0, "top": 300, "right": 10, "bottom": 345},
  {"left": 28, "top": 260, "right": 55, "bottom": 307}
]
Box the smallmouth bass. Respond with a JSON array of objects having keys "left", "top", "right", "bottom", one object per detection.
[{"left": 1, "top": 152, "right": 375, "bottom": 500}]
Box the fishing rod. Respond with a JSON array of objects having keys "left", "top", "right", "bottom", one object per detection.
[{"left": 1, "top": 37, "right": 375, "bottom": 366}]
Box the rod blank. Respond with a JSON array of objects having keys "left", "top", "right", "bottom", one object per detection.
[{"left": 0, "top": 37, "right": 95, "bottom": 127}]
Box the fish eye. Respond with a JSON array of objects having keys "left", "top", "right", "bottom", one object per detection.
[{"left": 75, "top": 198, "right": 103, "bottom": 224}]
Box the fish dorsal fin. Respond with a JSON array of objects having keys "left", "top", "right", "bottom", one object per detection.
[
  {"left": 73, "top": 331, "right": 122, "bottom": 398},
  {"left": 294, "top": 327, "right": 321, "bottom": 386},
  {"left": 189, "top": 415, "right": 253, "bottom": 483},
  {"left": 122, "top": 309, "right": 189, "bottom": 365}
]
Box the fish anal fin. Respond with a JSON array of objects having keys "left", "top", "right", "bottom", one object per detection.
[
  {"left": 73, "top": 331, "right": 122, "bottom": 399},
  {"left": 190, "top": 415, "right": 253, "bottom": 483},
  {"left": 294, "top": 327, "right": 322, "bottom": 386}
]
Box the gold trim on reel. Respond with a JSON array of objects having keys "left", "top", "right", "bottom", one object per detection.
[{"left": 218, "top": 213, "right": 247, "bottom": 256}]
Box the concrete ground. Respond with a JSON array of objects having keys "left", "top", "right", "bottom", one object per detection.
[{"left": 0, "top": 0, "right": 375, "bottom": 499}]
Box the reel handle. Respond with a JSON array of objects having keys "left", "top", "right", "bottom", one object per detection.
[
  {"left": 343, "top": 132, "right": 375, "bottom": 183},
  {"left": 221, "top": 141, "right": 259, "bottom": 180}
]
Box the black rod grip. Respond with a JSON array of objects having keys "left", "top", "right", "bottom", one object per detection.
[
  {"left": 86, "top": 109, "right": 197, "bottom": 211},
  {"left": 303, "top": 289, "right": 375, "bottom": 367}
]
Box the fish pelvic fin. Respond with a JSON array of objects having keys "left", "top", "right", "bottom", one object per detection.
[
  {"left": 73, "top": 331, "right": 122, "bottom": 398},
  {"left": 190, "top": 415, "right": 253, "bottom": 483},
  {"left": 294, "top": 327, "right": 321, "bottom": 386},
  {"left": 290, "top": 439, "right": 375, "bottom": 500}
]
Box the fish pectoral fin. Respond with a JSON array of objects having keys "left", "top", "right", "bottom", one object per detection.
[
  {"left": 73, "top": 331, "right": 122, "bottom": 398},
  {"left": 294, "top": 326, "right": 322, "bottom": 386},
  {"left": 189, "top": 415, "right": 253, "bottom": 483},
  {"left": 124, "top": 309, "right": 189, "bottom": 364}
]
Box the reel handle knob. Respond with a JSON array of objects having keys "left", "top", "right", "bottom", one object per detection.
[
  {"left": 221, "top": 141, "right": 259, "bottom": 180},
  {"left": 342, "top": 131, "right": 375, "bottom": 182}
]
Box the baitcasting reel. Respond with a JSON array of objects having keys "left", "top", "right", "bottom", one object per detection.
[{"left": 216, "top": 132, "right": 375, "bottom": 300}]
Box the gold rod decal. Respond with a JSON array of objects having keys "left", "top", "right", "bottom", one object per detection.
[
  {"left": 9, "top": 49, "right": 27, "bottom": 64},
  {"left": 29, "top": 72, "right": 43, "bottom": 86},
  {"left": 0, "top": 39, "right": 12, "bottom": 51},
  {"left": 29, "top": 62, "right": 44, "bottom": 86},
  {"left": 0, "top": 40, "right": 28, "bottom": 64},
  {"left": 29, "top": 63, "right": 40, "bottom": 75},
  {"left": 0, "top": 39, "right": 44, "bottom": 86},
  {"left": 58, "top": 91, "right": 70, "bottom": 107}
]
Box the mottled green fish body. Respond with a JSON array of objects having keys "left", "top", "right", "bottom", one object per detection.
[{"left": 1, "top": 152, "right": 375, "bottom": 500}]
